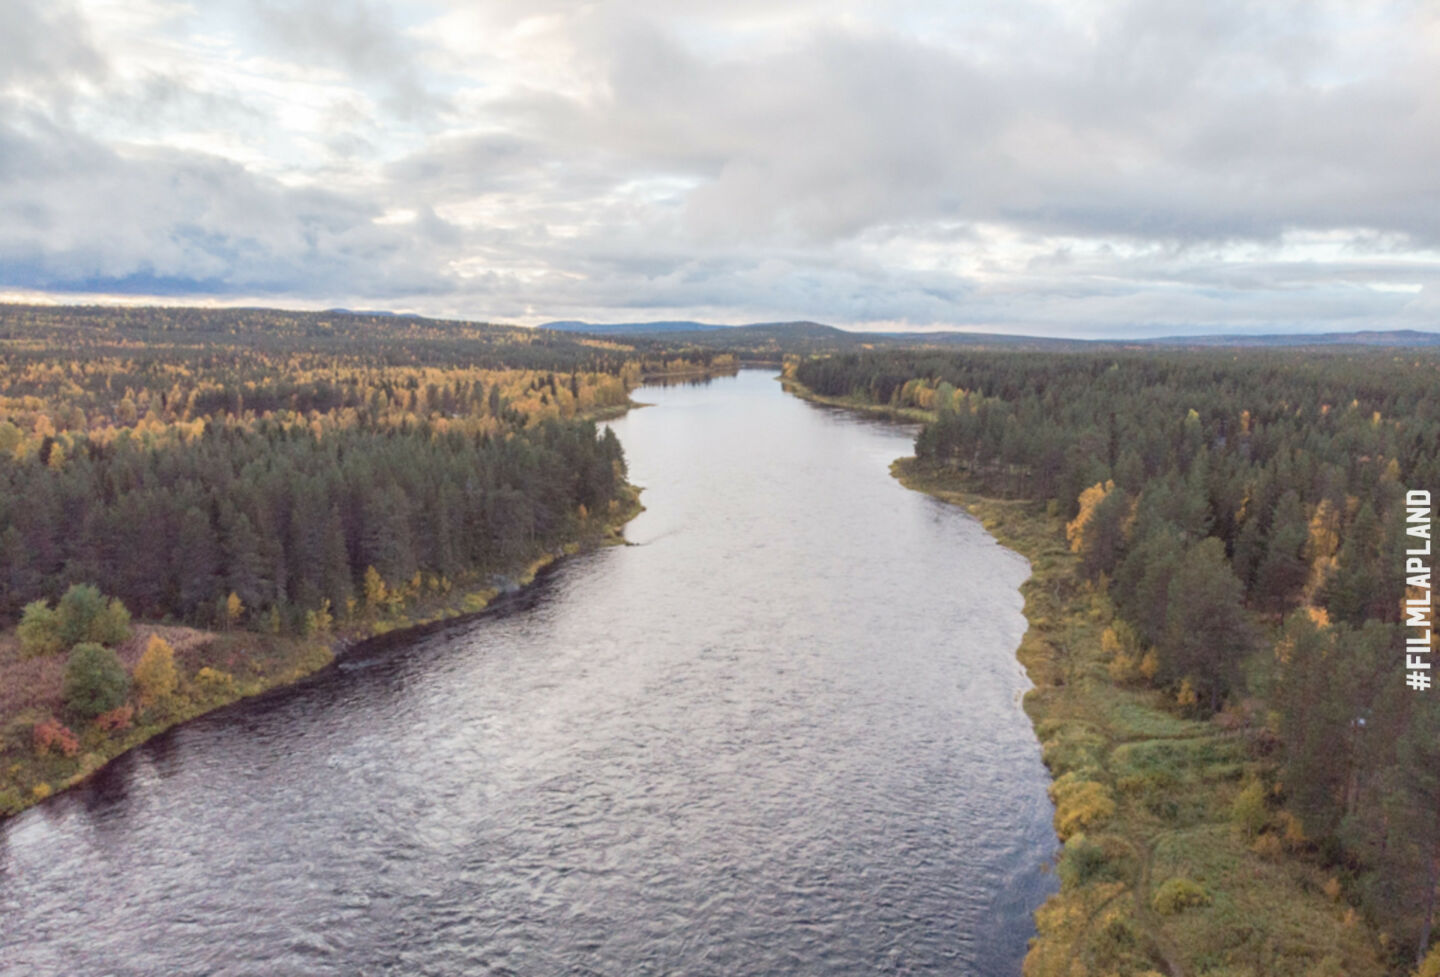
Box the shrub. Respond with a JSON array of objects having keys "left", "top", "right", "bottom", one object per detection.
[
  {"left": 56, "top": 584, "right": 131, "bottom": 648},
  {"left": 32, "top": 718, "right": 80, "bottom": 757},
  {"left": 1108, "top": 651, "right": 1141, "bottom": 684},
  {"left": 1152, "top": 877, "right": 1210, "bottom": 915},
  {"left": 1250, "top": 832, "right": 1283, "bottom": 859},
  {"left": 1041, "top": 725, "right": 1107, "bottom": 775},
  {"left": 195, "top": 667, "right": 237, "bottom": 697},
  {"left": 1089, "top": 913, "right": 1143, "bottom": 969},
  {"left": 62, "top": 643, "right": 131, "bottom": 719},
  {"left": 17, "top": 600, "right": 64, "bottom": 657},
  {"left": 1278, "top": 809, "right": 1308, "bottom": 849},
  {"left": 1051, "top": 775, "right": 1118, "bottom": 839},
  {"left": 93, "top": 704, "right": 134, "bottom": 732},
  {"left": 133, "top": 635, "right": 178, "bottom": 706},
  {"left": 1058, "top": 834, "right": 1118, "bottom": 889},
  {"left": 304, "top": 599, "right": 334, "bottom": 637}
]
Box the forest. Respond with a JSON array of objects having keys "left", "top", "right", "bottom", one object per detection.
[
  {"left": 792, "top": 349, "right": 1440, "bottom": 972},
  {"left": 4, "top": 308, "right": 612, "bottom": 630},
  {"left": 0, "top": 304, "right": 747, "bottom": 814},
  {"left": 0, "top": 304, "right": 738, "bottom": 630}
]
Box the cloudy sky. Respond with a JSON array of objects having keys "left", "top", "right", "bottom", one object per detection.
[{"left": 2, "top": 0, "right": 1437, "bottom": 336}]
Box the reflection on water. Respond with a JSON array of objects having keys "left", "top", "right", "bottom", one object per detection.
[{"left": 0, "top": 370, "right": 1056, "bottom": 977}]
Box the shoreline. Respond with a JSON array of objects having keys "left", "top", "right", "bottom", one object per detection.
[
  {"left": 0, "top": 472, "right": 646, "bottom": 824},
  {"left": 782, "top": 377, "right": 1391, "bottom": 976}
]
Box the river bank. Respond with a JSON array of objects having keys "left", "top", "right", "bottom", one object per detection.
[
  {"left": 782, "top": 376, "right": 1390, "bottom": 977},
  {"left": 0, "top": 483, "right": 644, "bottom": 821}
]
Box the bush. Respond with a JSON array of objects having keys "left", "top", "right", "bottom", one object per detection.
[
  {"left": 17, "top": 600, "right": 64, "bottom": 657},
  {"left": 62, "top": 643, "right": 130, "bottom": 719},
  {"left": 1152, "top": 876, "right": 1210, "bottom": 915},
  {"left": 1051, "top": 774, "right": 1118, "bottom": 839},
  {"left": 32, "top": 718, "right": 80, "bottom": 757},
  {"left": 195, "top": 667, "right": 237, "bottom": 698},
  {"left": 93, "top": 704, "right": 134, "bottom": 732},
  {"left": 1058, "top": 834, "right": 1118, "bottom": 889}
]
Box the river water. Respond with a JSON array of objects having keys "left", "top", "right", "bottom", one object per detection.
[{"left": 0, "top": 370, "right": 1056, "bottom": 977}]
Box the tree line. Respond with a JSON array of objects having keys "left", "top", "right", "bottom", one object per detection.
[
  {"left": 793, "top": 348, "right": 1440, "bottom": 966},
  {"left": 2, "top": 416, "right": 626, "bottom": 631}
]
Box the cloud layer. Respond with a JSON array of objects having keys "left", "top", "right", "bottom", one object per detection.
[{"left": 1, "top": 0, "right": 1437, "bottom": 335}]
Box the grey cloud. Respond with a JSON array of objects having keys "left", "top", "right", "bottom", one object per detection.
[
  {"left": 489, "top": 7, "right": 1438, "bottom": 249},
  {"left": 0, "top": 115, "right": 452, "bottom": 298},
  {"left": 104, "top": 72, "right": 268, "bottom": 135},
  {"left": 0, "top": 0, "right": 105, "bottom": 98},
  {"left": 248, "top": 0, "right": 447, "bottom": 118},
  {"left": 3, "top": 0, "right": 1438, "bottom": 335}
]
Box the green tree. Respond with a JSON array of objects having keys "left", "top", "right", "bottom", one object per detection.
[
  {"left": 56, "top": 583, "right": 131, "bottom": 647},
  {"left": 1254, "top": 491, "right": 1309, "bottom": 613},
  {"left": 1324, "top": 502, "right": 1382, "bottom": 625},
  {"left": 1113, "top": 526, "right": 1182, "bottom": 647},
  {"left": 62, "top": 642, "right": 131, "bottom": 719},
  {"left": 1160, "top": 538, "right": 1254, "bottom": 713},
  {"left": 17, "top": 599, "right": 63, "bottom": 657},
  {"left": 1271, "top": 611, "right": 1349, "bottom": 836},
  {"left": 1394, "top": 697, "right": 1440, "bottom": 965}
]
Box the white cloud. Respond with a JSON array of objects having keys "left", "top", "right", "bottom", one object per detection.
[{"left": 0, "top": 0, "right": 1436, "bottom": 335}]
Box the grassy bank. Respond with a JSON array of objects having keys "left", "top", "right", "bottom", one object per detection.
[
  {"left": 895, "top": 460, "right": 1386, "bottom": 977},
  {"left": 783, "top": 376, "right": 1389, "bottom": 976},
  {"left": 0, "top": 485, "right": 643, "bottom": 821},
  {"left": 779, "top": 376, "right": 935, "bottom": 423}
]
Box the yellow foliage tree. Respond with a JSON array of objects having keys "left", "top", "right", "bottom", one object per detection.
[
  {"left": 134, "top": 634, "right": 178, "bottom": 707},
  {"left": 224, "top": 592, "right": 244, "bottom": 630},
  {"left": 364, "top": 566, "right": 387, "bottom": 610},
  {"left": 1176, "top": 677, "right": 1199, "bottom": 709},
  {"left": 1066, "top": 480, "right": 1115, "bottom": 553},
  {"left": 1139, "top": 649, "right": 1159, "bottom": 682},
  {"left": 304, "top": 599, "right": 334, "bottom": 637}
]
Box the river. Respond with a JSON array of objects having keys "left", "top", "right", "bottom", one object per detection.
[{"left": 0, "top": 370, "right": 1056, "bottom": 977}]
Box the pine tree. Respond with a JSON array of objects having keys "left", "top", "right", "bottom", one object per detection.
[{"left": 1160, "top": 538, "right": 1254, "bottom": 713}]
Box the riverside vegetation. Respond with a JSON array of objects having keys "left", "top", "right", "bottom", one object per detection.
[
  {"left": 785, "top": 350, "right": 1440, "bottom": 977},
  {"left": 0, "top": 305, "right": 732, "bottom": 816}
]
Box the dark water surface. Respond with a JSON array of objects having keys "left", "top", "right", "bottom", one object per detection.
[{"left": 0, "top": 371, "right": 1056, "bottom": 977}]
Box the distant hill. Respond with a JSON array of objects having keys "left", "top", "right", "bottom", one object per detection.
[
  {"left": 1142, "top": 329, "right": 1440, "bottom": 347},
  {"left": 540, "top": 319, "right": 1084, "bottom": 350},
  {"left": 542, "top": 320, "right": 1440, "bottom": 350},
  {"left": 541, "top": 320, "right": 726, "bottom": 335}
]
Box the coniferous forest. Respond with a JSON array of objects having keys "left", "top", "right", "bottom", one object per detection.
[{"left": 792, "top": 349, "right": 1440, "bottom": 969}]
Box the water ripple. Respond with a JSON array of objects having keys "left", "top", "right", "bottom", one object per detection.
[{"left": 0, "top": 372, "right": 1056, "bottom": 977}]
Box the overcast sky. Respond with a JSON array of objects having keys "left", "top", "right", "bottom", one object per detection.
[{"left": 1, "top": 0, "right": 1437, "bottom": 336}]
